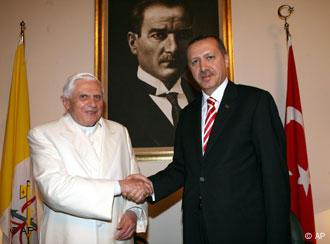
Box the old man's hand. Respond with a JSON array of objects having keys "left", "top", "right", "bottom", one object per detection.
[{"left": 119, "top": 174, "right": 153, "bottom": 203}]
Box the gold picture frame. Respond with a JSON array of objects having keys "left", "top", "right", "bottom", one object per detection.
[{"left": 94, "top": 0, "right": 234, "bottom": 161}]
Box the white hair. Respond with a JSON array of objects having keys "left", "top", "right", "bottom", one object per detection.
[{"left": 62, "top": 72, "right": 103, "bottom": 98}]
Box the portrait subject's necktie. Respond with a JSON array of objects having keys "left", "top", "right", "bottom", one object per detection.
[
  {"left": 203, "top": 97, "right": 217, "bottom": 153},
  {"left": 159, "top": 92, "right": 181, "bottom": 126}
]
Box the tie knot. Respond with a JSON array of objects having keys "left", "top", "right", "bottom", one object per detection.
[
  {"left": 158, "top": 92, "right": 181, "bottom": 126},
  {"left": 207, "top": 97, "right": 216, "bottom": 107},
  {"left": 164, "top": 92, "right": 178, "bottom": 102}
]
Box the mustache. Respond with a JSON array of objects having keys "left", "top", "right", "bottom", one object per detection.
[
  {"left": 159, "top": 53, "right": 179, "bottom": 63},
  {"left": 199, "top": 69, "right": 214, "bottom": 78}
]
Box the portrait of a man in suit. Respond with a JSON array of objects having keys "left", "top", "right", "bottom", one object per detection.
[{"left": 107, "top": 0, "right": 219, "bottom": 147}]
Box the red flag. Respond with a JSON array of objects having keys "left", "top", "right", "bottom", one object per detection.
[{"left": 285, "top": 41, "right": 316, "bottom": 243}]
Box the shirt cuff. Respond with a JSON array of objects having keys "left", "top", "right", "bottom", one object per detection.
[
  {"left": 114, "top": 181, "right": 121, "bottom": 196},
  {"left": 128, "top": 207, "right": 147, "bottom": 233}
]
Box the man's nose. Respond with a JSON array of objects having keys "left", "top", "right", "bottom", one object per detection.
[
  {"left": 88, "top": 98, "right": 97, "bottom": 107},
  {"left": 164, "top": 33, "right": 178, "bottom": 53},
  {"left": 199, "top": 59, "right": 207, "bottom": 71}
]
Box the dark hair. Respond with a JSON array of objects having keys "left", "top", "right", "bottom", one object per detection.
[
  {"left": 188, "top": 34, "right": 227, "bottom": 55},
  {"left": 129, "top": 0, "right": 192, "bottom": 36}
]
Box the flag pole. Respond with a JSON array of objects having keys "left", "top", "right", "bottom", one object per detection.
[
  {"left": 278, "top": 5, "right": 294, "bottom": 43},
  {"left": 20, "top": 21, "right": 25, "bottom": 44}
]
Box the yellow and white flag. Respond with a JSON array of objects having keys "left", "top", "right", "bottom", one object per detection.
[{"left": 0, "top": 36, "right": 38, "bottom": 243}]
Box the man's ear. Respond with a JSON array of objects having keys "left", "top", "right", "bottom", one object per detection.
[
  {"left": 224, "top": 54, "right": 229, "bottom": 68},
  {"left": 61, "top": 96, "right": 70, "bottom": 112},
  {"left": 127, "top": 32, "right": 138, "bottom": 55}
]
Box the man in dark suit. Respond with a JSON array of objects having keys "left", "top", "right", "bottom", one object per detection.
[
  {"left": 126, "top": 35, "right": 291, "bottom": 243},
  {"left": 116, "top": 0, "right": 197, "bottom": 147}
]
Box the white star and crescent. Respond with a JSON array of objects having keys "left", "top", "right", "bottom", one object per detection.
[
  {"left": 286, "top": 106, "right": 310, "bottom": 196},
  {"left": 297, "top": 165, "right": 310, "bottom": 196},
  {"left": 286, "top": 106, "right": 304, "bottom": 127},
  {"left": 288, "top": 165, "right": 310, "bottom": 196}
]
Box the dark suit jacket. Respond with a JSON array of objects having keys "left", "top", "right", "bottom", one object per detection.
[
  {"left": 109, "top": 76, "right": 197, "bottom": 147},
  {"left": 149, "top": 81, "right": 291, "bottom": 244}
]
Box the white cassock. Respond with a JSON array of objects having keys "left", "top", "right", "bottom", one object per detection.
[{"left": 28, "top": 114, "right": 147, "bottom": 244}]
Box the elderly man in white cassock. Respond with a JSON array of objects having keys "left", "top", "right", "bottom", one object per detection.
[{"left": 28, "top": 73, "right": 152, "bottom": 244}]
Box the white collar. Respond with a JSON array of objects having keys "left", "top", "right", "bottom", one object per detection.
[
  {"left": 67, "top": 114, "right": 103, "bottom": 136},
  {"left": 202, "top": 78, "right": 228, "bottom": 104},
  {"left": 137, "top": 66, "right": 184, "bottom": 95}
]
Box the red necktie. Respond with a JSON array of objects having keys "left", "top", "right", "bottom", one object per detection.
[{"left": 203, "top": 97, "right": 217, "bottom": 153}]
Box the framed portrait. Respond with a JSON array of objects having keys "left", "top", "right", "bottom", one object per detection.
[{"left": 94, "top": 0, "right": 233, "bottom": 160}]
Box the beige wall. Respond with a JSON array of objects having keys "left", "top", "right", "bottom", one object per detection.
[
  {"left": 1, "top": 0, "right": 329, "bottom": 243},
  {"left": 0, "top": 0, "right": 94, "bottom": 139}
]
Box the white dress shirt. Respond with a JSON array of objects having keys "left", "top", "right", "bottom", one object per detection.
[{"left": 137, "top": 66, "right": 188, "bottom": 125}]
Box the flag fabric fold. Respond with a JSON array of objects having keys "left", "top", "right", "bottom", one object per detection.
[
  {"left": 0, "top": 37, "right": 38, "bottom": 243},
  {"left": 285, "top": 40, "right": 316, "bottom": 244}
]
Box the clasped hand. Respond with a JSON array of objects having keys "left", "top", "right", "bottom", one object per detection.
[{"left": 119, "top": 174, "right": 153, "bottom": 203}]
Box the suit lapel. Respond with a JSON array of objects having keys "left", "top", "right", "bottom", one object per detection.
[
  {"left": 203, "top": 81, "right": 238, "bottom": 157},
  {"left": 188, "top": 96, "right": 203, "bottom": 160}
]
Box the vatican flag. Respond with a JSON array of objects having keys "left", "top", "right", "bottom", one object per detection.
[{"left": 0, "top": 33, "right": 38, "bottom": 243}]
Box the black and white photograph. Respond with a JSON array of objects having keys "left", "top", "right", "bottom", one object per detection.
[{"left": 107, "top": 0, "right": 221, "bottom": 148}]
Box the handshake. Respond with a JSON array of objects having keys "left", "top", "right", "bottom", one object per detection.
[{"left": 119, "top": 174, "right": 153, "bottom": 203}]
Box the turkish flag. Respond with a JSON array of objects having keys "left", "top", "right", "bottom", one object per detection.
[{"left": 285, "top": 41, "right": 316, "bottom": 243}]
